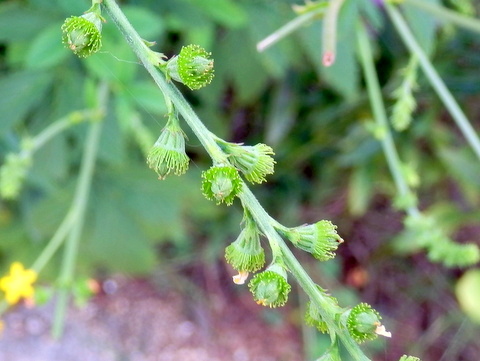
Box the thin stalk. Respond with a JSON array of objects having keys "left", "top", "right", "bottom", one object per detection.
[
  {"left": 52, "top": 85, "right": 107, "bottom": 338},
  {"left": 385, "top": 4, "right": 480, "bottom": 161},
  {"left": 30, "top": 211, "right": 75, "bottom": 273},
  {"left": 30, "top": 109, "right": 101, "bottom": 153},
  {"left": 404, "top": 0, "right": 480, "bottom": 34},
  {"left": 257, "top": 7, "right": 325, "bottom": 52},
  {"left": 322, "top": 0, "right": 345, "bottom": 66},
  {"left": 356, "top": 22, "right": 419, "bottom": 218},
  {"left": 103, "top": 1, "right": 372, "bottom": 358}
]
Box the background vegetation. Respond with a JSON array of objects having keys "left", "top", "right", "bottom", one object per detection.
[{"left": 0, "top": 0, "right": 479, "bottom": 360}]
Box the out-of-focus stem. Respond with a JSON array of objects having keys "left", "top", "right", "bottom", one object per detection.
[{"left": 322, "top": 0, "right": 345, "bottom": 66}]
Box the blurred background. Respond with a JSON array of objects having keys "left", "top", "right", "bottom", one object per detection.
[{"left": 0, "top": 0, "right": 479, "bottom": 360}]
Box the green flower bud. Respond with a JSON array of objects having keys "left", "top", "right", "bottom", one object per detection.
[
  {"left": 147, "top": 115, "right": 189, "bottom": 179},
  {"left": 166, "top": 44, "right": 214, "bottom": 90},
  {"left": 62, "top": 5, "right": 103, "bottom": 58},
  {"left": 248, "top": 263, "right": 291, "bottom": 308},
  {"left": 201, "top": 165, "right": 241, "bottom": 206},
  {"left": 0, "top": 152, "right": 32, "bottom": 200},
  {"left": 345, "top": 303, "right": 391, "bottom": 343},
  {"left": 285, "top": 220, "right": 343, "bottom": 261},
  {"left": 398, "top": 356, "right": 421, "bottom": 361},
  {"left": 218, "top": 142, "right": 275, "bottom": 184},
  {"left": 225, "top": 211, "right": 265, "bottom": 275}
]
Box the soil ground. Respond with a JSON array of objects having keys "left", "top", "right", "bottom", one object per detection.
[{"left": 0, "top": 276, "right": 301, "bottom": 361}]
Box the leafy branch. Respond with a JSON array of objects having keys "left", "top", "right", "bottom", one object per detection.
[{"left": 101, "top": 0, "right": 384, "bottom": 359}]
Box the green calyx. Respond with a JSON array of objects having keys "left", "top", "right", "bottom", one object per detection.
[
  {"left": 146, "top": 115, "right": 189, "bottom": 179},
  {"left": 201, "top": 165, "right": 241, "bottom": 206},
  {"left": 304, "top": 301, "right": 329, "bottom": 333},
  {"left": 219, "top": 142, "right": 276, "bottom": 184},
  {"left": 304, "top": 291, "right": 341, "bottom": 334},
  {"left": 345, "top": 303, "right": 390, "bottom": 344},
  {"left": 62, "top": 6, "right": 104, "bottom": 58},
  {"left": 225, "top": 213, "right": 265, "bottom": 273},
  {"left": 166, "top": 44, "right": 214, "bottom": 90},
  {"left": 248, "top": 263, "right": 291, "bottom": 308},
  {"left": 286, "top": 220, "right": 344, "bottom": 261}
]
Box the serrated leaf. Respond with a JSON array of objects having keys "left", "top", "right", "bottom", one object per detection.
[{"left": 25, "top": 22, "right": 69, "bottom": 69}]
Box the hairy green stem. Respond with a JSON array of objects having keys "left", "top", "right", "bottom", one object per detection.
[
  {"left": 240, "top": 186, "right": 371, "bottom": 361},
  {"left": 356, "top": 22, "right": 419, "bottom": 218},
  {"left": 103, "top": 1, "right": 372, "bottom": 358},
  {"left": 52, "top": 84, "right": 107, "bottom": 338},
  {"left": 102, "top": 0, "right": 227, "bottom": 163},
  {"left": 404, "top": 0, "right": 480, "bottom": 34},
  {"left": 385, "top": 4, "right": 480, "bottom": 161}
]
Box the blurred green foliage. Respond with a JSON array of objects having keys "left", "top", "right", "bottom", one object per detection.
[{"left": 1, "top": 1, "right": 480, "bottom": 356}]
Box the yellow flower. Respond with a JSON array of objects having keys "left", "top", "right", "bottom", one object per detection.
[{"left": 0, "top": 262, "right": 37, "bottom": 305}]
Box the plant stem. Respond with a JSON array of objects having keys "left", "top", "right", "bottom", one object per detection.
[
  {"left": 404, "top": 0, "right": 480, "bottom": 34},
  {"left": 102, "top": 0, "right": 227, "bottom": 164},
  {"left": 240, "top": 186, "right": 370, "bottom": 361},
  {"left": 29, "top": 109, "right": 100, "bottom": 154},
  {"left": 356, "top": 21, "right": 419, "bottom": 219},
  {"left": 257, "top": 6, "right": 325, "bottom": 52},
  {"left": 52, "top": 84, "right": 107, "bottom": 338},
  {"left": 103, "top": 1, "right": 372, "bottom": 358},
  {"left": 322, "top": 0, "right": 345, "bottom": 66},
  {"left": 30, "top": 212, "right": 75, "bottom": 273},
  {"left": 385, "top": 3, "right": 480, "bottom": 162}
]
